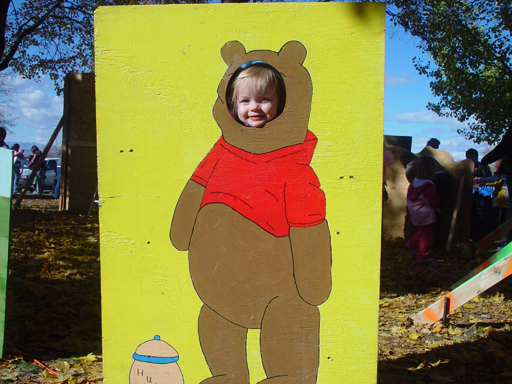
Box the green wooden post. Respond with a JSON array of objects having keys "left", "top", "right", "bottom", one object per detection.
[{"left": 0, "top": 148, "right": 12, "bottom": 357}]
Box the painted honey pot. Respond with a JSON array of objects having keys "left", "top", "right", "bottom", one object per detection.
[{"left": 129, "top": 335, "right": 184, "bottom": 384}]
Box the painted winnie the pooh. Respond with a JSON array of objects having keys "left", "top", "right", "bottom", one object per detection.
[{"left": 170, "top": 41, "right": 332, "bottom": 384}]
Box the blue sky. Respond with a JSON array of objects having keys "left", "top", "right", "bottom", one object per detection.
[
  {"left": 3, "top": 27, "right": 489, "bottom": 161},
  {"left": 3, "top": 73, "right": 62, "bottom": 146},
  {"left": 384, "top": 32, "right": 489, "bottom": 160}
]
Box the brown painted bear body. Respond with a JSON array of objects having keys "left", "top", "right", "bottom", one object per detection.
[{"left": 171, "top": 41, "right": 332, "bottom": 384}]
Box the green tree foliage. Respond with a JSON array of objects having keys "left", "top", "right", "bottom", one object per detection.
[
  {"left": 1, "top": 0, "right": 208, "bottom": 95},
  {"left": 3, "top": 0, "right": 510, "bottom": 143},
  {"left": 0, "top": 71, "right": 14, "bottom": 129},
  {"left": 383, "top": 0, "right": 512, "bottom": 144},
  {"left": 1, "top": 0, "right": 95, "bottom": 93}
]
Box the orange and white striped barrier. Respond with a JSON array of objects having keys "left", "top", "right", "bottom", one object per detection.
[
  {"left": 460, "top": 218, "right": 512, "bottom": 259},
  {"left": 452, "top": 218, "right": 512, "bottom": 289},
  {"left": 412, "top": 241, "right": 512, "bottom": 325}
]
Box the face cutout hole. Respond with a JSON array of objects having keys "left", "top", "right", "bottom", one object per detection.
[{"left": 226, "top": 62, "right": 286, "bottom": 128}]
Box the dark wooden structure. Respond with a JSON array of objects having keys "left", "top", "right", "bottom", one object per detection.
[{"left": 60, "top": 73, "right": 98, "bottom": 213}]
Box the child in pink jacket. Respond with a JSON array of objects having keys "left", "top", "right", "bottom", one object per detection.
[{"left": 406, "top": 156, "right": 441, "bottom": 261}]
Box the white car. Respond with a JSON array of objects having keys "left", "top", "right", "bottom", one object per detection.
[{"left": 19, "top": 157, "right": 60, "bottom": 193}]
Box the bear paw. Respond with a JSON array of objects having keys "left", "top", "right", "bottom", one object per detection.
[{"left": 200, "top": 375, "right": 249, "bottom": 384}]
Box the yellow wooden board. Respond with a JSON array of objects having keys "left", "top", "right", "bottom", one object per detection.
[{"left": 95, "top": 3, "right": 384, "bottom": 383}]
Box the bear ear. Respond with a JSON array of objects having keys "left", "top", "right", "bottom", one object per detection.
[
  {"left": 220, "top": 41, "right": 246, "bottom": 65},
  {"left": 278, "top": 41, "right": 307, "bottom": 64}
]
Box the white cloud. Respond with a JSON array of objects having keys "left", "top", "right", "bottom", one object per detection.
[
  {"left": 390, "top": 109, "right": 443, "bottom": 123},
  {"left": 408, "top": 131, "right": 488, "bottom": 162},
  {"left": 385, "top": 109, "right": 487, "bottom": 161},
  {"left": 6, "top": 75, "right": 62, "bottom": 138},
  {"left": 390, "top": 110, "right": 437, "bottom": 123},
  {"left": 387, "top": 109, "right": 468, "bottom": 132},
  {"left": 440, "top": 136, "right": 490, "bottom": 161},
  {"left": 385, "top": 73, "right": 421, "bottom": 87},
  {"left": 10, "top": 74, "right": 54, "bottom": 92},
  {"left": 29, "top": 128, "right": 60, "bottom": 145},
  {"left": 16, "top": 89, "right": 52, "bottom": 108}
]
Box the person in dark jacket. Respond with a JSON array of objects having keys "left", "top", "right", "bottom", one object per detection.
[
  {"left": 426, "top": 137, "right": 440, "bottom": 149},
  {"left": 477, "top": 125, "right": 512, "bottom": 244},
  {"left": 29, "top": 145, "right": 47, "bottom": 195},
  {"left": 467, "top": 148, "right": 494, "bottom": 241},
  {"left": 0, "top": 127, "right": 8, "bottom": 149}
]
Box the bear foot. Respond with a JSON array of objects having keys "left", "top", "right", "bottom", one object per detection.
[
  {"left": 258, "top": 376, "right": 315, "bottom": 384},
  {"left": 200, "top": 375, "right": 249, "bottom": 384}
]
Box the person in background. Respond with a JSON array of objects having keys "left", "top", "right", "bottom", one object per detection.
[
  {"left": 474, "top": 158, "right": 510, "bottom": 248},
  {"left": 405, "top": 156, "right": 441, "bottom": 261},
  {"left": 53, "top": 165, "right": 61, "bottom": 199},
  {"left": 476, "top": 124, "right": 512, "bottom": 245},
  {"left": 0, "top": 127, "right": 9, "bottom": 149},
  {"left": 426, "top": 138, "right": 440, "bottom": 149},
  {"left": 11, "top": 144, "right": 24, "bottom": 193},
  {"left": 400, "top": 151, "right": 451, "bottom": 248},
  {"left": 467, "top": 148, "right": 494, "bottom": 242},
  {"left": 29, "top": 145, "right": 47, "bottom": 195},
  {"left": 24, "top": 154, "right": 35, "bottom": 193},
  {"left": 400, "top": 151, "right": 450, "bottom": 203}
]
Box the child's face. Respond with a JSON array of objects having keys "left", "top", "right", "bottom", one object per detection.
[{"left": 236, "top": 84, "right": 279, "bottom": 128}]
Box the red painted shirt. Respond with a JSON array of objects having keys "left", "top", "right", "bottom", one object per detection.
[{"left": 191, "top": 130, "right": 326, "bottom": 237}]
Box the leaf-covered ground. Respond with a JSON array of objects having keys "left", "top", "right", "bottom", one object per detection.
[
  {"left": 378, "top": 238, "right": 512, "bottom": 384},
  {"left": 2, "top": 199, "right": 512, "bottom": 383},
  {"left": 2, "top": 198, "right": 102, "bottom": 383}
]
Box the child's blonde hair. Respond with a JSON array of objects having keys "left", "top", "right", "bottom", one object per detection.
[
  {"left": 417, "top": 156, "right": 437, "bottom": 181},
  {"left": 227, "top": 63, "right": 286, "bottom": 115}
]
